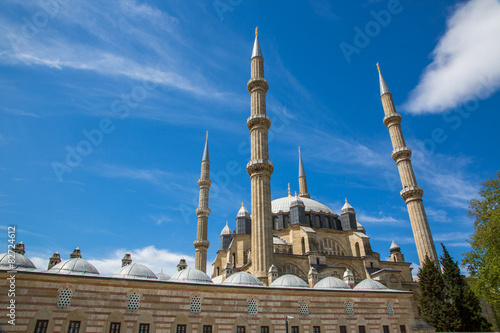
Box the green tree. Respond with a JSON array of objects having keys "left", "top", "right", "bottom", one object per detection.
[
  {"left": 418, "top": 255, "right": 446, "bottom": 330},
  {"left": 463, "top": 171, "right": 500, "bottom": 329}
]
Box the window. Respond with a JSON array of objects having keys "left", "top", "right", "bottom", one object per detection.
[
  {"left": 383, "top": 326, "right": 390, "bottom": 333},
  {"left": 399, "top": 325, "right": 406, "bottom": 333},
  {"left": 313, "top": 326, "right": 320, "bottom": 333},
  {"left": 291, "top": 326, "right": 299, "bottom": 333},
  {"left": 386, "top": 301, "right": 394, "bottom": 316},
  {"left": 248, "top": 298, "right": 258, "bottom": 315},
  {"left": 299, "top": 300, "right": 308, "bottom": 316},
  {"left": 177, "top": 325, "right": 187, "bottom": 333},
  {"left": 237, "top": 326, "right": 246, "bottom": 333},
  {"left": 68, "top": 321, "right": 81, "bottom": 333},
  {"left": 203, "top": 325, "right": 212, "bottom": 333},
  {"left": 345, "top": 301, "right": 354, "bottom": 316},
  {"left": 127, "top": 293, "right": 141, "bottom": 311},
  {"left": 57, "top": 288, "right": 72, "bottom": 308},
  {"left": 109, "top": 322, "right": 121, "bottom": 333},
  {"left": 139, "top": 323, "right": 150, "bottom": 333},
  {"left": 190, "top": 296, "right": 202, "bottom": 313},
  {"left": 339, "top": 326, "right": 347, "bottom": 333},
  {"left": 34, "top": 320, "right": 49, "bottom": 333},
  {"left": 261, "top": 326, "right": 269, "bottom": 333},
  {"left": 358, "top": 326, "right": 366, "bottom": 333}
]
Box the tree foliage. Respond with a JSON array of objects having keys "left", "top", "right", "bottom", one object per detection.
[
  {"left": 463, "top": 171, "right": 500, "bottom": 329},
  {"left": 418, "top": 245, "right": 491, "bottom": 331}
]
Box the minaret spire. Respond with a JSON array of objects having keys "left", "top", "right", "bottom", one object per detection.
[
  {"left": 298, "top": 147, "right": 310, "bottom": 198},
  {"left": 377, "top": 64, "right": 437, "bottom": 266},
  {"left": 194, "top": 132, "right": 211, "bottom": 272},
  {"left": 247, "top": 28, "right": 274, "bottom": 285}
]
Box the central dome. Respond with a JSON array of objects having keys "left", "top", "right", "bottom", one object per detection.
[{"left": 272, "top": 196, "right": 335, "bottom": 215}]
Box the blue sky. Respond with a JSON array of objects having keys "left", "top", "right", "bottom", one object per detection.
[{"left": 1, "top": 0, "right": 499, "bottom": 276}]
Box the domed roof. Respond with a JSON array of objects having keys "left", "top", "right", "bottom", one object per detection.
[
  {"left": 272, "top": 196, "right": 335, "bottom": 215},
  {"left": 0, "top": 252, "right": 37, "bottom": 271},
  {"left": 343, "top": 268, "right": 354, "bottom": 278},
  {"left": 156, "top": 270, "right": 171, "bottom": 281},
  {"left": 49, "top": 258, "right": 99, "bottom": 276},
  {"left": 353, "top": 279, "right": 388, "bottom": 291},
  {"left": 169, "top": 267, "right": 213, "bottom": 284},
  {"left": 341, "top": 199, "right": 355, "bottom": 214},
  {"left": 222, "top": 271, "right": 263, "bottom": 286},
  {"left": 314, "top": 277, "right": 351, "bottom": 290},
  {"left": 112, "top": 263, "right": 157, "bottom": 280},
  {"left": 220, "top": 221, "right": 233, "bottom": 236},
  {"left": 290, "top": 194, "right": 304, "bottom": 207},
  {"left": 237, "top": 203, "right": 250, "bottom": 218},
  {"left": 390, "top": 240, "right": 400, "bottom": 252},
  {"left": 270, "top": 274, "right": 309, "bottom": 288}
]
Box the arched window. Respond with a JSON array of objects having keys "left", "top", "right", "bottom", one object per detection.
[
  {"left": 299, "top": 300, "right": 308, "bottom": 316},
  {"left": 315, "top": 215, "right": 321, "bottom": 228},
  {"left": 232, "top": 253, "right": 236, "bottom": 267},
  {"left": 273, "top": 216, "right": 279, "bottom": 230},
  {"left": 306, "top": 214, "right": 311, "bottom": 226},
  {"left": 284, "top": 214, "right": 290, "bottom": 228},
  {"left": 386, "top": 301, "right": 394, "bottom": 316},
  {"left": 216, "top": 267, "right": 220, "bottom": 276},
  {"left": 301, "top": 238, "right": 305, "bottom": 254},
  {"left": 355, "top": 243, "right": 361, "bottom": 257},
  {"left": 345, "top": 301, "right": 354, "bottom": 316},
  {"left": 57, "top": 288, "right": 72, "bottom": 308},
  {"left": 190, "top": 296, "right": 202, "bottom": 314},
  {"left": 248, "top": 298, "right": 258, "bottom": 315},
  {"left": 127, "top": 293, "right": 140, "bottom": 311}
]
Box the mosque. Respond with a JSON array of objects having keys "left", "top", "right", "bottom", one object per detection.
[{"left": 0, "top": 30, "right": 436, "bottom": 333}]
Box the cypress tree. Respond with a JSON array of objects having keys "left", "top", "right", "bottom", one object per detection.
[{"left": 418, "top": 255, "right": 445, "bottom": 330}]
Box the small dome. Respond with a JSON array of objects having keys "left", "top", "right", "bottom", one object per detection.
[
  {"left": 156, "top": 270, "right": 171, "bottom": 281},
  {"left": 341, "top": 199, "right": 355, "bottom": 214},
  {"left": 169, "top": 267, "right": 213, "bottom": 284},
  {"left": 0, "top": 252, "right": 37, "bottom": 271},
  {"left": 112, "top": 263, "right": 157, "bottom": 280},
  {"left": 222, "top": 271, "right": 263, "bottom": 286},
  {"left": 237, "top": 203, "right": 250, "bottom": 218},
  {"left": 270, "top": 274, "right": 309, "bottom": 288},
  {"left": 390, "top": 241, "right": 401, "bottom": 253},
  {"left": 314, "top": 277, "right": 351, "bottom": 290},
  {"left": 220, "top": 221, "right": 233, "bottom": 236},
  {"left": 49, "top": 258, "right": 99, "bottom": 276},
  {"left": 272, "top": 197, "right": 335, "bottom": 214},
  {"left": 353, "top": 279, "right": 388, "bottom": 291}
]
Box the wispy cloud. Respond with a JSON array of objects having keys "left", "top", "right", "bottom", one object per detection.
[
  {"left": 149, "top": 214, "right": 173, "bottom": 225},
  {"left": 2, "top": 107, "right": 39, "bottom": 117},
  {"left": 91, "top": 163, "right": 174, "bottom": 187},
  {"left": 404, "top": 0, "right": 500, "bottom": 113},
  {"left": 357, "top": 212, "right": 406, "bottom": 226}
]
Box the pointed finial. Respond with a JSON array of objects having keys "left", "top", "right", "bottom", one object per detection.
[
  {"left": 298, "top": 146, "right": 301, "bottom": 155},
  {"left": 376, "top": 62, "right": 380, "bottom": 72},
  {"left": 288, "top": 183, "right": 291, "bottom": 197},
  {"left": 345, "top": 198, "right": 348, "bottom": 203},
  {"left": 206, "top": 131, "right": 208, "bottom": 139},
  {"left": 377, "top": 62, "right": 391, "bottom": 96},
  {"left": 242, "top": 201, "right": 244, "bottom": 207},
  {"left": 255, "top": 26, "right": 258, "bottom": 36},
  {"left": 252, "top": 27, "right": 262, "bottom": 58},
  {"left": 294, "top": 191, "right": 297, "bottom": 197}
]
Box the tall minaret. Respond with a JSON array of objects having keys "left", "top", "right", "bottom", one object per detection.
[
  {"left": 377, "top": 63, "right": 437, "bottom": 266},
  {"left": 194, "top": 132, "right": 211, "bottom": 272},
  {"left": 298, "top": 147, "right": 310, "bottom": 199},
  {"left": 246, "top": 27, "right": 274, "bottom": 284}
]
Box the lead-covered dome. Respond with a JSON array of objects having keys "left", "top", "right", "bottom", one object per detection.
[
  {"left": 0, "top": 252, "right": 37, "bottom": 271},
  {"left": 169, "top": 267, "right": 213, "bottom": 284},
  {"left": 353, "top": 279, "right": 388, "bottom": 291},
  {"left": 270, "top": 274, "right": 309, "bottom": 288},
  {"left": 222, "top": 271, "right": 263, "bottom": 286},
  {"left": 112, "top": 263, "right": 157, "bottom": 280},
  {"left": 49, "top": 258, "right": 99, "bottom": 276},
  {"left": 272, "top": 196, "right": 335, "bottom": 214},
  {"left": 314, "top": 277, "right": 351, "bottom": 290}
]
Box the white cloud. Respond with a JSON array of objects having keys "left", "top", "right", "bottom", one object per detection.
[
  {"left": 357, "top": 212, "right": 406, "bottom": 225},
  {"left": 404, "top": 0, "right": 500, "bottom": 113}
]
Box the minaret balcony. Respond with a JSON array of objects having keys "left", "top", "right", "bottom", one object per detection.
[
  {"left": 247, "top": 77, "right": 269, "bottom": 92},
  {"left": 391, "top": 147, "right": 412, "bottom": 162},
  {"left": 400, "top": 186, "right": 423, "bottom": 201},
  {"left": 246, "top": 159, "right": 274, "bottom": 175},
  {"left": 193, "top": 240, "right": 210, "bottom": 250},
  {"left": 383, "top": 112, "right": 402, "bottom": 127},
  {"left": 196, "top": 207, "right": 211, "bottom": 216},
  {"left": 197, "top": 179, "right": 212, "bottom": 187},
  {"left": 247, "top": 114, "right": 271, "bottom": 130}
]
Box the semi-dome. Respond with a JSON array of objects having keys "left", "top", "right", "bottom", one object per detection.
[
  {"left": 314, "top": 277, "right": 351, "bottom": 290},
  {"left": 0, "top": 252, "right": 37, "bottom": 271},
  {"left": 169, "top": 267, "right": 213, "bottom": 284},
  {"left": 272, "top": 196, "right": 335, "bottom": 214},
  {"left": 222, "top": 271, "right": 263, "bottom": 286},
  {"left": 112, "top": 263, "right": 157, "bottom": 280},
  {"left": 220, "top": 221, "right": 233, "bottom": 236},
  {"left": 49, "top": 258, "right": 99, "bottom": 276},
  {"left": 353, "top": 279, "right": 388, "bottom": 291},
  {"left": 270, "top": 274, "right": 309, "bottom": 288}
]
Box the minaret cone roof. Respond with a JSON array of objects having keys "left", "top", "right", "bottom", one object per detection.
[
  {"left": 298, "top": 147, "right": 306, "bottom": 178},
  {"left": 202, "top": 131, "right": 209, "bottom": 162},
  {"left": 252, "top": 27, "right": 262, "bottom": 58},
  {"left": 377, "top": 63, "right": 391, "bottom": 96}
]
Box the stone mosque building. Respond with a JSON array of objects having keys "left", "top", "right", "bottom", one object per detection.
[{"left": 0, "top": 30, "right": 437, "bottom": 333}]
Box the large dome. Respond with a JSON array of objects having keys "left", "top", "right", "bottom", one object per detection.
[
  {"left": 0, "top": 252, "right": 37, "bottom": 271},
  {"left": 48, "top": 258, "right": 99, "bottom": 276},
  {"left": 270, "top": 274, "right": 309, "bottom": 288},
  {"left": 222, "top": 271, "right": 263, "bottom": 287},
  {"left": 112, "top": 263, "right": 157, "bottom": 280},
  {"left": 272, "top": 196, "right": 335, "bottom": 215},
  {"left": 169, "top": 267, "right": 213, "bottom": 284},
  {"left": 314, "top": 277, "right": 351, "bottom": 290}
]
